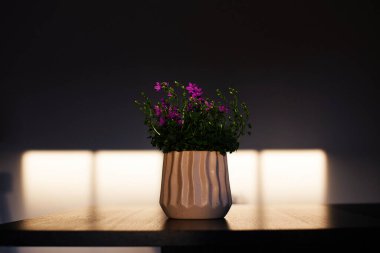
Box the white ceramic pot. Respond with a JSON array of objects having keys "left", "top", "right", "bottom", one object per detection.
[{"left": 160, "top": 151, "right": 232, "bottom": 219}]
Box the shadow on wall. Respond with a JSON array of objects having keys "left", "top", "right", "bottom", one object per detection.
[
  {"left": 0, "top": 152, "right": 23, "bottom": 223},
  {"left": 0, "top": 172, "right": 12, "bottom": 224},
  {"left": 327, "top": 152, "right": 380, "bottom": 204},
  {"left": 0, "top": 152, "right": 22, "bottom": 253}
]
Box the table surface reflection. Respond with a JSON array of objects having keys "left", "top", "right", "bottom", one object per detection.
[{"left": 1, "top": 204, "right": 380, "bottom": 246}]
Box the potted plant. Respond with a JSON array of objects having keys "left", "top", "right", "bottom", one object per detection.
[{"left": 135, "top": 81, "right": 251, "bottom": 219}]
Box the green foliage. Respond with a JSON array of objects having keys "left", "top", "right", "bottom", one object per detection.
[{"left": 135, "top": 81, "right": 251, "bottom": 155}]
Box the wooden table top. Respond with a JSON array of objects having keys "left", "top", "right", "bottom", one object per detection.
[{"left": 1, "top": 204, "right": 380, "bottom": 246}]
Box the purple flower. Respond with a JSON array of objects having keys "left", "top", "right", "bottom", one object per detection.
[
  {"left": 168, "top": 106, "right": 180, "bottom": 119},
  {"left": 154, "top": 82, "right": 162, "bottom": 92},
  {"left": 168, "top": 92, "right": 173, "bottom": 97},
  {"left": 159, "top": 117, "right": 165, "bottom": 126},
  {"left": 186, "top": 82, "right": 203, "bottom": 98},
  {"left": 197, "top": 97, "right": 204, "bottom": 102},
  {"left": 218, "top": 105, "right": 229, "bottom": 113},
  {"left": 168, "top": 111, "right": 178, "bottom": 119},
  {"left": 154, "top": 105, "right": 162, "bottom": 116},
  {"left": 160, "top": 98, "right": 168, "bottom": 109},
  {"left": 204, "top": 101, "right": 213, "bottom": 111},
  {"left": 187, "top": 103, "right": 193, "bottom": 111}
]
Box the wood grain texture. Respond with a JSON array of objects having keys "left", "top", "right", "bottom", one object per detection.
[{"left": 0, "top": 204, "right": 380, "bottom": 246}]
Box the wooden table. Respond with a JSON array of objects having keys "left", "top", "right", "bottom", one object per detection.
[{"left": 1, "top": 204, "right": 380, "bottom": 252}]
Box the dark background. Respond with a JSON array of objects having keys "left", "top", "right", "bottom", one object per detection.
[
  {"left": 1, "top": 0, "right": 379, "bottom": 152},
  {"left": 1, "top": 1, "right": 380, "bottom": 205}
]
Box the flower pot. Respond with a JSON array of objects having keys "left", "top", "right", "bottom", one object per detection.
[{"left": 160, "top": 151, "right": 232, "bottom": 219}]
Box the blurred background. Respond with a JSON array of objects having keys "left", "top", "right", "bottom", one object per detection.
[{"left": 1, "top": 0, "right": 379, "bottom": 252}]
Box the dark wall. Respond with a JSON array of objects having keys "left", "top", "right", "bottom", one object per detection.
[{"left": 1, "top": 0, "right": 379, "bottom": 153}]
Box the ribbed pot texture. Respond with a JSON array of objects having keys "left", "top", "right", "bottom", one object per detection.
[{"left": 160, "top": 151, "right": 232, "bottom": 219}]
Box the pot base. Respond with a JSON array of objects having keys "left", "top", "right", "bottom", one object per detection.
[{"left": 161, "top": 203, "right": 232, "bottom": 219}]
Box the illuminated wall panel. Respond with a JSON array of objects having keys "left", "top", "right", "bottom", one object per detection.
[
  {"left": 227, "top": 150, "right": 259, "bottom": 204},
  {"left": 22, "top": 151, "right": 93, "bottom": 217},
  {"left": 95, "top": 151, "right": 162, "bottom": 206},
  {"left": 22, "top": 149, "right": 327, "bottom": 217},
  {"left": 260, "top": 149, "right": 327, "bottom": 204}
]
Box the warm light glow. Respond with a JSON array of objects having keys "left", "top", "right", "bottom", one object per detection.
[
  {"left": 227, "top": 150, "right": 258, "bottom": 204},
  {"left": 22, "top": 151, "right": 93, "bottom": 217},
  {"left": 22, "top": 149, "right": 327, "bottom": 218},
  {"left": 260, "top": 149, "right": 327, "bottom": 204},
  {"left": 95, "top": 150, "right": 162, "bottom": 206}
]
